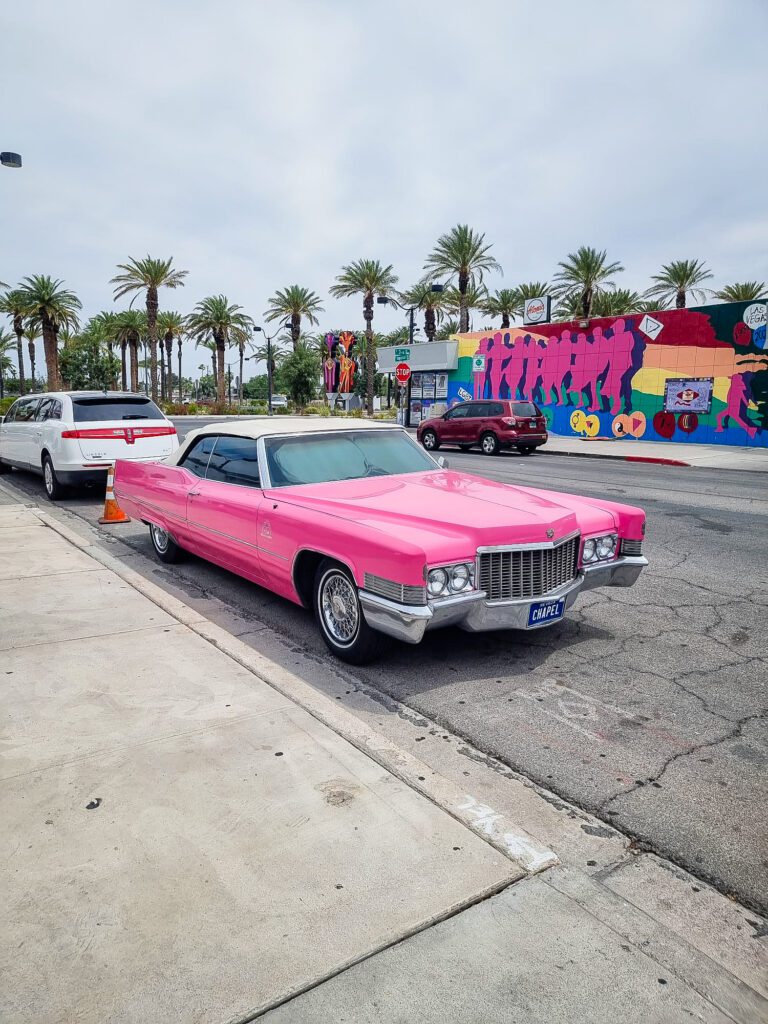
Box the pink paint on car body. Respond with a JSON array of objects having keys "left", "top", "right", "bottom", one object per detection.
[{"left": 114, "top": 420, "right": 648, "bottom": 663}]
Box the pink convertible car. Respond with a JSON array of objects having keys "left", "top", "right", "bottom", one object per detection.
[{"left": 114, "top": 420, "right": 647, "bottom": 663}]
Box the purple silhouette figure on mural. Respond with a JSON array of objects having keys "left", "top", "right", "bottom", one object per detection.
[
  {"left": 472, "top": 319, "right": 646, "bottom": 414},
  {"left": 716, "top": 373, "right": 758, "bottom": 438}
]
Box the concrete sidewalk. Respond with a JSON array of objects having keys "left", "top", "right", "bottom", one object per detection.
[
  {"left": 2, "top": 497, "right": 766, "bottom": 1023},
  {"left": 0, "top": 503, "right": 520, "bottom": 1022},
  {"left": 543, "top": 434, "right": 768, "bottom": 470}
]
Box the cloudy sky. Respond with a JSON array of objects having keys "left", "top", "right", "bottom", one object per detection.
[{"left": 2, "top": 0, "right": 766, "bottom": 377}]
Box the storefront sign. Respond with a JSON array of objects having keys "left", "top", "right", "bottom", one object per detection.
[
  {"left": 664, "top": 377, "right": 714, "bottom": 414},
  {"left": 523, "top": 296, "right": 551, "bottom": 325},
  {"left": 394, "top": 347, "right": 411, "bottom": 362}
]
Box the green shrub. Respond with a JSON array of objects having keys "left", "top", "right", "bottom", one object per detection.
[{"left": 0, "top": 396, "right": 17, "bottom": 416}]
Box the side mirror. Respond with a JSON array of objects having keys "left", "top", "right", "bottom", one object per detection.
[{"left": 437, "top": 455, "right": 449, "bottom": 469}]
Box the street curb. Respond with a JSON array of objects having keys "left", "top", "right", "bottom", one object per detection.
[
  {"left": 540, "top": 448, "right": 691, "bottom": 467},
  {"left": 32, "top": 508, "right": 558, "bottom": 878}
]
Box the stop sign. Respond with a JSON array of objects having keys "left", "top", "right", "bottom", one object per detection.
[{"left": 395, "top": 362, "right": 411, "bottom": 385}]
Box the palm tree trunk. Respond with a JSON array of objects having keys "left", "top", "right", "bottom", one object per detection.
[
  {"left": 129, "top": 334, "right": 139, "bottom": 392},
  {"left": 501, "top": 313, "right": 510, "bottom": 329},
  {"left": 121, "top": 341, "right": 127, "bottom": 390},
  {"left": 425, "top": 308, "right": 436, "bottom": 342},
  {"left": 458, "top": 270, "right": 469, "bottom": 333},
  {"left": 42, "top": 316, "right": 59, "bottom": 391},
  {"left": 216, "top": 332, "right": 226, "bottom": 404},
  {"left": 364, "top": 292, "right": 375, "bottom": 416},
  {"left": 146, "top": 285, "right": 159, "bottom": 402},
  {"left": 211, "top": 351, "right": 217, "bottom": 388},
  {"left": 106, "top": 342, "right": 118, "bottom": 389},
  {"left": 178, "top": 339, "right": 183, "bottom": 403},
  {"left": 676, "top": 288, "right": 686, "bottom": 309},
  {"left": 165, "top": 337, "right": 173, "bottom": 402},
  {"left": 13, "top": 315, "right": 25, "bottom": 395},
  {"left": 159, "top": 344, "right": 166, "bottom": 400},
  {"left": 582, "top": 287, "right": 592, "bottom": 319},
  {"left": 0, "top": 368, "right": 4, "bottom": 399},
  {"left": 239, "top": 343, "right": 244, "bottom": 402},
  {"left": 27, "top": 338, "right": 36, "bottom": 387},
  {"left": 291, "top": 313, "right": 300, "bottom": 350}
]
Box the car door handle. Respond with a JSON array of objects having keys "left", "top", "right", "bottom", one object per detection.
[{"left": 189, "top": 490, "right": 201, "bottom": 497}]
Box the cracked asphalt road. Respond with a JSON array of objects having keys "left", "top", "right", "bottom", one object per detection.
[{"left": 4, "top": 427, "right": 767, "bottom": 913}]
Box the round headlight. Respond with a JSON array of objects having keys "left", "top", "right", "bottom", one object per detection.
[
  {"left": 597, "top": 535, "right": 616, "bottom": 559},
  {"left": 427, "top": 567, "right": 449, "bottom": 598},
  {"left": 583, "top": 538, "right": 597, "bottom": 562},
  {"left": 448, "top": 563, "right": 471, "bottom": 592}
]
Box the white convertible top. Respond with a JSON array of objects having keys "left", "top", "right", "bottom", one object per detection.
[{"left": 166, "top": 416, "right": 401, "bottom": 464}]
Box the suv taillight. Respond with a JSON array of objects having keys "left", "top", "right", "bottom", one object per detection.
[{"left": 502, "top": 417, "right": 517, "bottom": 427}]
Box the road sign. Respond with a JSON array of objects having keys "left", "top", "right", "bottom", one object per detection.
[
  {"left": 472, "top": 354, "right": 486, "bottom": 373},
  {"left": 394, "top": 347, "right": 411, "bottom": 362},
  {"left": 395, "top": 362, "right": 411, "bottom": 386}
]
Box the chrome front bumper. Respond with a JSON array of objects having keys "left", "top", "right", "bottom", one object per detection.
[{"left": 359, "top": 555, "right": 648, "bottom": 645}]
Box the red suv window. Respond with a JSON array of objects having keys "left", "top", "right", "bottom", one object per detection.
[{"left": 509, "top": 402, "right": 540, "bottom": 417}]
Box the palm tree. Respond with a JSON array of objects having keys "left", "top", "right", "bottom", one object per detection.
[
  {"left": 0, "top": 330, "right": 15, "bottom": 399},
  {"left": 645, "top": 258, "right": 712, "bottom": 309},
  {"left": 423, "top": 224, "right": 501, "bottom": 333},
  {"left": 481, "top": 288, "right": 523, "bottom": 329},
  {"left": 444, "top": 283, "right": 488, "bottom": 332},
  {"left": 114, "top": 310, "right": 147, "bottom": 392},
  {"left": 381, "top": 326, "right": 411, "bottom": 347},
  {"left": 110, "top": 256, "right": 188, "bottom": 401},
  {"left": 590, "top": 289, "right": 647, "bottom": 317},
  {"left": 264, "top": 285, "right": 324, "bottom": 350},
  {"left": 185, "top": 295, "right": 253, "bottom": 404},
  {"left": 0, "top": 289, "right": 28, "bottom": 394},
  {"left": 157, "top": 311, "right": 186, "bottom": 403},
  {"left": 553, "top": 247, "right": 624, "bottom": 319},
  {"left": 400, "top": 279, "right": 450, "bottom": 342},
  {"left": 24, "top": 325, "right": 40, "bottom": 389},
  {"left": 16, "top": 275, "right": 81, "bottom": 390},
  {"left": 712, "top": 281, "right": 766, "bottom": 303},
  {"left": 86, "top": 312, "right": 120, "bottom": 388},
  {"left": 330, "top": 259, "right": 399, "bottom": 414},
  {"left": 435, "top": 318, "right": 459, "bottom": 341}
]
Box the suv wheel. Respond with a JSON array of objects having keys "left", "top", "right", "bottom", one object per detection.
[
  {"left": 421, "top": 429, "right": 440, "bottom": 451},
  {"left": 42, "top": 455, "right": 66, "bottom": 501},
  {"left": 314, "top": 558, "right": 384, "bottom": 664},
  {"left": 149, "top": 523, "right": 183, "bottom": 563},
  {"left": 480, "top": 432, "right": 500, "bottom": 456}
]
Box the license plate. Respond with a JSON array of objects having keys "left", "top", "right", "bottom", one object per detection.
[{"left": 527, "top": 597, "right": 565, "bottom": 627}]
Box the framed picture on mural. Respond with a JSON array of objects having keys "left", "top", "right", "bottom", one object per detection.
[
  {"left": 436, "top": 373, "right": 448, "bottom": 399},
  {"left": 410, "top": 373, "right": 422, "bottom": 398},
  {"left": 663, "top": 377, "right": 714, "bottom": 414}
]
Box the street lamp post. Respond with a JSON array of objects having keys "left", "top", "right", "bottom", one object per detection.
[
  {"left": 253, "top": 316, "right": 291, "bottom": 416},
  {"left": 378, "top": 282, "right": 445, "bottom": 427}
]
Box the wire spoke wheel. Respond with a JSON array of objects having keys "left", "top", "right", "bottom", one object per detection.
[
  {"left": 151, "top": 524, "right": 169, "bottom": 553},
  {"left": 320, "top": 571, "right": 359, "bottom": 646}
]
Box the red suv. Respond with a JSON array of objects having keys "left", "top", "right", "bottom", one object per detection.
[{"left": 417, "top": 400, "right": 548, "bottom": 456}]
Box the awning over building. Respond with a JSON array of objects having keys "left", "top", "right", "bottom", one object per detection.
[{"left": 377, "top": 341, "right": 458, "bottom": 373}]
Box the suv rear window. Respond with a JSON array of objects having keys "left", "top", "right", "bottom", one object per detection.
[
  {"left": 510, "top": 402, "right": 540, "bottom": 417},
  {"left": 72, "top": 397, "right": 164, "bottom": 422}
]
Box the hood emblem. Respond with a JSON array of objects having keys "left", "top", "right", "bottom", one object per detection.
[{"left": 546, "top": 528, "right": 555, "bottom": 539}]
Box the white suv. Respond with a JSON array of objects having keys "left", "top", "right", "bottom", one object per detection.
[{"left": 0, "top": 391, "right": 179, "bottom": 500}]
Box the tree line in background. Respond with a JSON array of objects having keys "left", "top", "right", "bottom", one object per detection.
[{"left": 1, "top": 228, "right": 765, "bottom": 412}]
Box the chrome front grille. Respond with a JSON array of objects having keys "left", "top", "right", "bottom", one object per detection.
[
  {"left": 477, "top": 535, "right": 579, "bottom": 602},
  {"left": 363, "top": 573, "right": 427, "bottom": 606},
  {"left": 620, "top": 538, "right": 643, "bottom": 556}
]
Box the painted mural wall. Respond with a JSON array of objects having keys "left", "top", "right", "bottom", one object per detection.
[{"left": 448, "top": 300, "right": 768, "bottom": 447}]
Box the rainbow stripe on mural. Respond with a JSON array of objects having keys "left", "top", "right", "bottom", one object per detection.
[{"left": 447, "top": 300, "right": 768, "bottom": 447}]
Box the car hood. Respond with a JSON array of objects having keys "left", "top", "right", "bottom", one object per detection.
[{"left": 268, "top": 470, "right": 632, "bottom": 561}]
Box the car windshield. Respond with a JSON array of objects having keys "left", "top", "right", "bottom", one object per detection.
[
  {"left": 72, "top": 397, "right": 164, "bottom": 422},
  {"left": 264, "top": 429, "right": 437, "bottom": 487},
  {"left": 511, "top": 402, "right": 539, "bottom": 417}
]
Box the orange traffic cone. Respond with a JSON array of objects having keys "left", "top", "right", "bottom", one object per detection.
[{"left": 98, "top": 464, "right": 131, "bottom": 524}]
